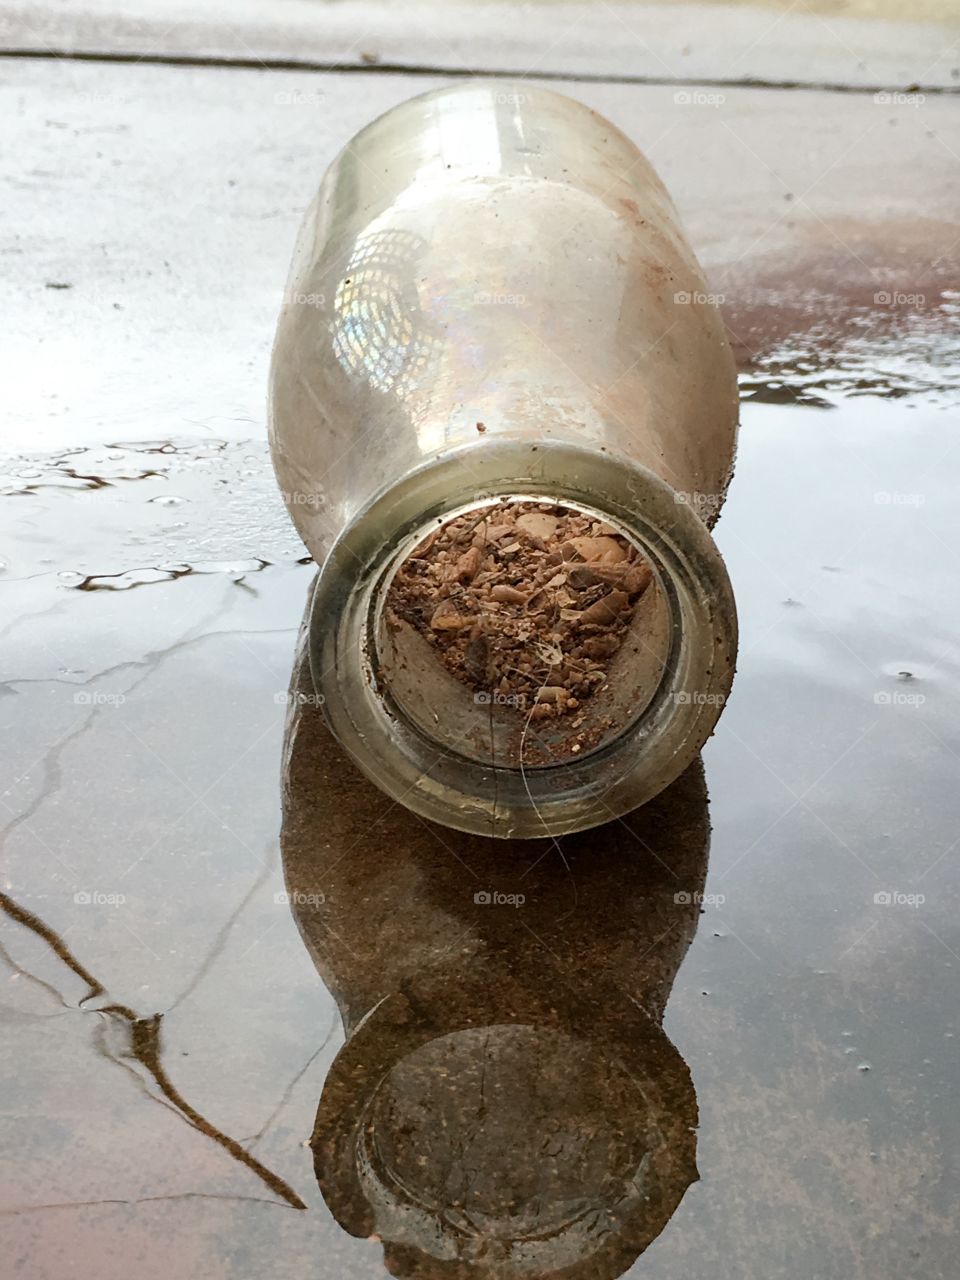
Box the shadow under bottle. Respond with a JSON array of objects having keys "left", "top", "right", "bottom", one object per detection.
[{"left": 280, "top": 617, "right": 711, "bottom": 1279}]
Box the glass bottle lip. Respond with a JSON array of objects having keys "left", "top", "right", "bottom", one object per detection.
[{"left": 308, "top": 436, "right": 737, "bottom": 839}]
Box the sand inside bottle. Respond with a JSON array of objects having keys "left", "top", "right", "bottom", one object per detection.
[{"left": 379, "top": 499, "right": 674, "bottom": 768}]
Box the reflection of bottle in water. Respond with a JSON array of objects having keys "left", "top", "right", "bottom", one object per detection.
[
  {"left": 280, "top": 625, "right": 710, "bottom": 1279},
  {"left": 270, "top": 82, "right": 738, "bottom": 837}
]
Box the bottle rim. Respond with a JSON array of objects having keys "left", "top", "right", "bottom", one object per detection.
[{"left": 308, "top": 437, "right": 737, "bottom": 839}]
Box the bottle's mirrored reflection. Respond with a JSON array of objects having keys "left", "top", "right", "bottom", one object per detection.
[{"left": 281, "top": 623, "right": 711, "bottom": 1280}]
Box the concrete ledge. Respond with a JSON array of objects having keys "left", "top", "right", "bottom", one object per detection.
[{"left": 2, "top": 0, "right": 959, "bottom": 91}]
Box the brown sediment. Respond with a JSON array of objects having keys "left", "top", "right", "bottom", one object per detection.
[{"left": 385, "top": 500, "right": 653, "bottom": 726}]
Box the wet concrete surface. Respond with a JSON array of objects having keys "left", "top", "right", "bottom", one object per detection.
[
  {"left": 4, "top": 319, "right": 960, "bottom": 1277},
  {"left": 3, "top": 43, "right": 960, "bottom": 1280}
]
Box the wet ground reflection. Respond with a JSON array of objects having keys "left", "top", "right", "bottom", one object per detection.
[
  {"left": 282, "top": 623, "right": 709, "bottom": 1278},
  {"left": 2, "top": 289, "right": 960, "bottom": 1278}
]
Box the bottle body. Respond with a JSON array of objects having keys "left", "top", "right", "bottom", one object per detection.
[{"left": 270, "top": 82, "right": 738, "bottom": 837}]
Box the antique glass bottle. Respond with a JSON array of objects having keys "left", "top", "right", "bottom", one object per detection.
[{"left": 269, "top": 82, "right": 738, "bottom": 837}]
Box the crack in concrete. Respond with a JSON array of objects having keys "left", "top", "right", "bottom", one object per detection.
[
  {"left": 0, "top": 47, "right": 957, "bottom": 95},
  {"left": 0, "top": 890, "right": 308, "bottom": 1211}
]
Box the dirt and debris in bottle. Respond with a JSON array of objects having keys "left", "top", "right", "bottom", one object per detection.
[{"left": 385, "top": 501, "right": 653, "bottom": 736}]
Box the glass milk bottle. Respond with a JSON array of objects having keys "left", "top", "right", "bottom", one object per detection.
[{"left": 269, "top": 82, "right": 738, "bottom": 838}]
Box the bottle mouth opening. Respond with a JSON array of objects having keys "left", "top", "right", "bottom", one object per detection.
[
  {"left": 308, "top": 438, "right": 735, "bottom": 837},
  {"left": 373, "top": 495, "right": 676, "bottom": 770}
]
